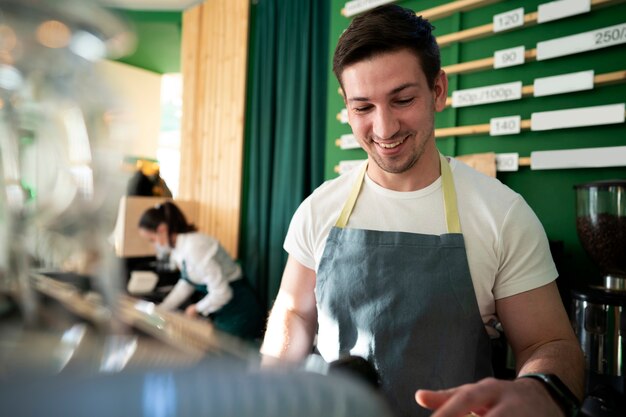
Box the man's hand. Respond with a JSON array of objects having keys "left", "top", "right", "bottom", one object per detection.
[
  {"left": 185, "top": 303, "right": 199, "bottom": 318},
  {"left": 415, "top": 377, "right": 565, "bottom": 417}
]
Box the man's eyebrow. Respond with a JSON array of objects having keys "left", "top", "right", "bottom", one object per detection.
[
  {"left": 347, "top": 82, "right": 419, "bottom": 103},
  {"left": 390, "top": 82, "right": 419, "bottom": 95}
]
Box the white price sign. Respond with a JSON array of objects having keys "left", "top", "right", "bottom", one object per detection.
[
  {"left": 343, "top": 0, "right": 396, "bottom": 17},
  {"left": 339, "top": 134, "right": 360, "bottom": 150},
  {"left": 337, "top": 108, "right": 349, "bottom": 124},
  {"left": 452, "top": 81, "right": 522, "bottom": 108},
  {"left": 533, "top": 70, "right": 594, "bottom": 97},
  {"left": 531, "top": 103, "right": 625, "bottom": 131},
  {"left": 494, "top": 46, "right": 525, "bottom": 69},
  {"left": 537, "top": 22, "right": 626, "bottom": 61},
  {"left": 591, "top": 23, "right": 626, "bottom": 48},
  {"left": 496, "top": 153, "right": 520, "bottom": 172},
  {"left": 531, "top": 146, "right": 626, "bottom": 170},
  {"left": 493, "top": 8, "right": 524, "bottom": 33},
  {"left": 538, "top": 0, "right": 591, "bottom": 24},
  {"left": 490, "top": 116, "right": 521, "bottom": 136},
  {"left": 337, "top": 159, "right": 366, "bottom": 175}
]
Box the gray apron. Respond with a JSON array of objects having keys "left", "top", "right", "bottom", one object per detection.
[{"left": 315, "top": 155, "right": 493, "bottom": 417}]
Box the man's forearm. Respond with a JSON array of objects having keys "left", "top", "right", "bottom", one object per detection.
[
  {"left": 260, "top": 304, "right": 316, "bottom": 366},
  {"left": 516, "top": 338, "right": 585, "bottom": 400}
]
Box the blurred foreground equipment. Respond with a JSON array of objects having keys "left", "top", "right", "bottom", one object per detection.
[
  {"left": 0, "top": 0, "right": 136, "bottom": 323},
  {"left": 0, "top": 2, "right": 393, "bottom": 416},
  {"left": 0, "top": 0, "right": 255, "bottom": 370}
]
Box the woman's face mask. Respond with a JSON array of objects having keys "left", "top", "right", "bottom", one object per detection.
[
  {"left": 154, "top": 242, "right": 171, "bottom": 261},
  {"left": 138, "top": 223, "right": 172, "bottom": 261}
]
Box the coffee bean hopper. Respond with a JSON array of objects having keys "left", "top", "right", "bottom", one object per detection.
[{"left": 572, "top": 180, "right": 626, "bottom": 399}]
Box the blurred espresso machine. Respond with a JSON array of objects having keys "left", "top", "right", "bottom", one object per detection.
[
  {"left": 0, "top": 0, "right": 249, "bottom": 372},
  {"left": 572, "top": 180, "right": 626, "bottom": 405}
]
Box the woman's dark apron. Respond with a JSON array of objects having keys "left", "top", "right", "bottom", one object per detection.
[
  {"left": 315, "top": 155, "right": 493, "bottom": 416},
  {"left": 181, "top": 264, "right": 264, "bottom": 341}
]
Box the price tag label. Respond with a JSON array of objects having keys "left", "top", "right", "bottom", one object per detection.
[
  {"left": 494, "top": 46, "right": 525, "bottom": 69},
  {"left": 337, "top": 159, "right": 366, "bottom": 175},
  {"left": 339, "top": 134, "right": 360, "bottom": 150},
  {"left": 537, "top": 22, "right": 626, "bottom": 61},
  {"left": 538, "top": 0, "right": 590, "bottom": 24},
  {"left": 531, "top": 103, "right": 625, "bottom": 131},
  {"left": 533, "top": 70, "right": 594, "bottom": 97},
  {"left": 493, "top": 8, "right": 524, "bottom": 33},
  {"left": 591, "top": 23, "right": 626, "bottom": 49},
  {"left": 531, "top": 146, "right": 626, "bottom": 170},
  {"left": 452, "top": 82, "right": 522, "bottom": 108},
  {"left": 337, "top": 108, "right": 349, "bottom": 124},
  {"left": 496, "top": 153, "right": 520, "bottom": 172},
  {"left": 342, "top": 0, "right": 396, "bottom": 17},
  {"left": 490, "top": 115, "right": 521, "bottom": 136}
]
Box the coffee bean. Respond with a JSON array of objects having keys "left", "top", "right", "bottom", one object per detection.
[{"left": 576, "top": 214, "right": 626, "bottom": 276}]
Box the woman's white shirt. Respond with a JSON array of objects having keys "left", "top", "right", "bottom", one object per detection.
[{"left": 160, "top": 232, "right": 241, "bottom": 316}]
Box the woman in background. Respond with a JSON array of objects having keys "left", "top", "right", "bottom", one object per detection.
[{"left": 138, "top": 201, "right": 264, "bottom": 341}]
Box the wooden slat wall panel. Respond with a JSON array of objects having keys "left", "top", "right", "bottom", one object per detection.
[
  {"left": 179, "top": 0, "right": 249, "bottom": 258},
  {"left": 179, "top": 7, "right": 201, "bottom": 200}
]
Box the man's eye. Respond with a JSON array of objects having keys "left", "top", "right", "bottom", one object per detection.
[
  {"left": 352, "top": 106, "right": 372, "bottom": 113},
  {"left": 396, "top": 98, "right": 414, "bottom": 106}
]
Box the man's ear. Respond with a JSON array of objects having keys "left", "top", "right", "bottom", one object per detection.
[{"left": 433, "top": 70, "right": 448, "bottom": 112}]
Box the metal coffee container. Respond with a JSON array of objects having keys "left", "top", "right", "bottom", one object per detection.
[
  {"left": 573, "top": 180, "right": 626, "bottom": 394},
  {"left": 571, "top": 288, "right": 625, "bottom": 378}
]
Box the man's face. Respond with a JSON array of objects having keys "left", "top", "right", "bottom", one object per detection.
[{"left": 341, "top": 49, "right": 447, "bottom": 177}]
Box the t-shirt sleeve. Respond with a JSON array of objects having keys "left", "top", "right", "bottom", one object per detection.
[
  {"left": 186, "top": 236, "right": 233, "bottom": 315},
  {"left": 159, "top": 279, "right": 194, "bottom": 311},
  {"left": 283, "top": 196, "right": 317, "bottom": 271},
  {"left": 493, "top": 196, "right": 558, "bottom": 300}
]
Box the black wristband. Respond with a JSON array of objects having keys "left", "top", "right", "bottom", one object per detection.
[{"left": 518, "top": 373, "right": 580, "bottom": 417}]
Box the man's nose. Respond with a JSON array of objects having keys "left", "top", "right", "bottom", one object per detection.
[{"left": 372, "top": 107, "right": 400, "bottom": 140}]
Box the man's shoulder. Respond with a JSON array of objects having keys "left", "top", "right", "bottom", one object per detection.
[{"left": 451, "top": 157, "right": 521, "bottom": 202}]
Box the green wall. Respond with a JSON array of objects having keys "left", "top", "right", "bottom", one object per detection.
[
  {"left": 324, "top": 0, "right": 626, "bottom": 287},
  {"left": 112, "top": 10, "right": 182, "bottom": 74}
]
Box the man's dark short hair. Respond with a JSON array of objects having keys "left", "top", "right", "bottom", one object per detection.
[{"left": 333, "top": 4, "right": 441, "bottom": 91}]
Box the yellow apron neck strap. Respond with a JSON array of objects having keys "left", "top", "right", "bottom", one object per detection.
[
  {"left": 335, "top": 161, "right": 368, "bottom": 228},
  {"left": 440, "top": 153, "right": 461, "bottom": 234},
  {"left": 334, "top": 155, "right": 461, "bottom": 234}
]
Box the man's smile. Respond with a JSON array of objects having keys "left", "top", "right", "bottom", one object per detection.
[{"left": 372, "top": 134, "right": 408, "bottom": 149}]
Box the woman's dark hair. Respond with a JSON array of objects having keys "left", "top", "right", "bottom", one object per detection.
[
  {"left": 333, "top": 4, "right": 440, "bottom": 90},
  {"left": 138, "top": 201, "right": 197, "bottom": 240}
]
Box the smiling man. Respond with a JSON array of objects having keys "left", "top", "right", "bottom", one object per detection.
[
  {"left": 341, "top": 48, "right": 443, "bottom": 190},
  {"left": 261, "top": 5, "right": 583, "bottom": 417}
]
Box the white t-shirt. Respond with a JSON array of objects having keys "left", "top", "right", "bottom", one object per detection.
[
  {"left": 284, "top": 158, "right": 558, "bottom": 324},
  {"left": 160, "top": 232, "right": 242, "bottom": 316}
]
